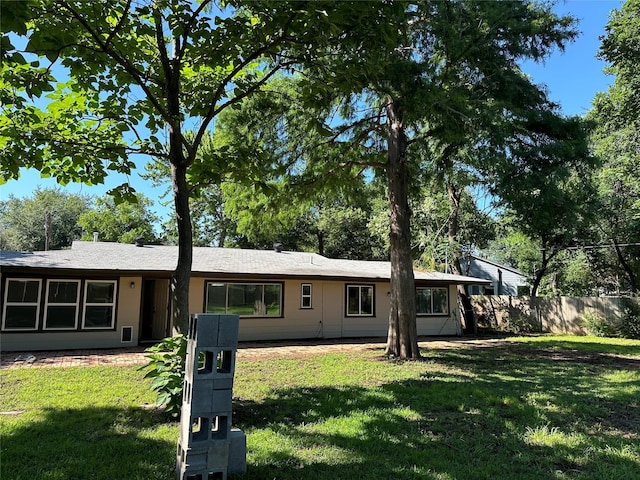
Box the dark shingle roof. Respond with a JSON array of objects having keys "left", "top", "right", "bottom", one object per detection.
[{"left": 0, "top": 241, "right": 488, "bottom": 284}]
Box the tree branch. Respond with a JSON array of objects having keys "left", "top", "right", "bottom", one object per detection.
[
  {"left": 104, "top": 0, "right": 133, "bottom": 48},
  {"left": 177, "top": 0, "right": 215, "bottom": 60},
  {"left": 191, "top": 12, "right": 300, "bottom": 155},
  {"left": 57, "top": 1, "right": 171, "bottom": 125}
]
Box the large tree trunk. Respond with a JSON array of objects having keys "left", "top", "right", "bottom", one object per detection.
[
  {"left": 451, "top": 257, "right": 476, "bottom": 334},
  {"left": 384, "top": 99, "right": 420, "bottom": 359},
  {"left": 531, "top": 242, "right": 553, "bottom": 297},
  {"left": 317, "top": 229, "right": 325, "bottom": 256},
  {"left": 166, "top": 54, "right": 193, "bottom": 334},
  {"left": 446, "top": 181, "right": 475, "bottom": 334},
  {"left": 613, "top": 241, "right": 638, "bottom": 294},
  {"left": 171, "top": 159, "right": 193, "bottom": 334}
]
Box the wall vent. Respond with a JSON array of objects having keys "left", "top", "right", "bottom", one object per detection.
[{"left": 121, "top": 326, "right": 133, "bottom": 343}]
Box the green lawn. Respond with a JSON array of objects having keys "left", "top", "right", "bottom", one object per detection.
[{"left": 1, "top": 335, "right": 639, "bottom": 479}]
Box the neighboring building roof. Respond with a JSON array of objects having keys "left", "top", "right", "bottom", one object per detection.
[
  {"left": 1, "top": 241, "right": 489, "bottom": 284},
  {"left": 467, "top": 254, "right": 525, "bottom": 276}
]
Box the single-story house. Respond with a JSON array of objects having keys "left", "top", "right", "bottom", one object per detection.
[
  {"left": 463, "top": 254, "right": 529, "bottom": 296},
  {"left": 1, "top": 241, "right": 489, "bottom": 352}
]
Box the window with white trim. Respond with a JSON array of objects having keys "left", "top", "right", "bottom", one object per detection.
[
  {"left": 346, "top": 285, "right": 374, "bottom": 316},
  {"left": 301, "top": 284, "right": 312, "bottom": 309},
  {"left": 416, "top": 287, "right": 449, "bottom": 315},
  {"left": 206, "top": 282, "right": 282, "bottom": 317},
  {"left": 2, "top": 279, "right": 42, "bottom": 330},
  {"left": 82, "top": 281, "right": 117, "bottom": 329},
  {"left": 44, "top": 280, "right": 80, "bottom": 330}
]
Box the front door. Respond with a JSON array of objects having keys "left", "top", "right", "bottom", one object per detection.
[{"left": 140, "top": 279, "right": 170, "bottom": 343}]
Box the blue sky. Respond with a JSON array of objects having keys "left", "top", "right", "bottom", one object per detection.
[{"left": 0, "top": 0, "right": 621, "bottom": 223}]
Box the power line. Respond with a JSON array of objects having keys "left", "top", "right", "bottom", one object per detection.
[{"left": 565, "top": 242, "right": 640, "bottom": 250}]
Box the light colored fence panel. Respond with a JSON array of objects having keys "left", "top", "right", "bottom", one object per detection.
[{"left": 471, "top": 295, "right": 636, "bottom": 335}]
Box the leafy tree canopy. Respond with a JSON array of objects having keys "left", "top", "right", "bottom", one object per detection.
[
  {"left": 587, "top": 0, "right": 640, "bottom": 293},
  {"left": 1, "top": 0, "right": 400, "bottom": 332},
  {"left": 598, "top": 0, "right": 640, "bottom": 124},
  {"left": 78, "top": 193, "right": 160, "bottom": 245},
  {"left": 0, "top": 187, "right": 91, "bottom": 251}
]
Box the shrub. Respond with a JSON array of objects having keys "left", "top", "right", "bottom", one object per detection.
[
  {"left": 583, "top": 310, "right": 612, "bottom": 337},
  {"left": 618, "top": 298, "right": 640, "bottom": 339},
  {"left": 139, "top": 334, "right": 187, "bottom": 417}
]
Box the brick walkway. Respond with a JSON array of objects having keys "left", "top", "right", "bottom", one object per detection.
[{"left": 0, "top": 337, "right": 509, "bottom": 369}]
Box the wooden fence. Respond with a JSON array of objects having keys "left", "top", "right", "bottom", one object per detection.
[{"left": 471, "top": 295, "right": 639, "bottom": 335}]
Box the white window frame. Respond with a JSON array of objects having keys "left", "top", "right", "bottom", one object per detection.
[
  {"left": 346, "top": 284, "right": 374, "bottom": 317},
  {"left": 2, "top": 278, "right": 42, "bottom": 331},
  {"left": 416, "top": 286, "right": 449, "bottom": 316},
  {"left": 44, "top": 279, "right": 81, "bottom": 330},
  {"left": 205, "top": 282, "right": 283, "bottom": 318},
  {"left": 82, "top": 280, "right": 117, "bottom": 329},
  {"left": 301, "top": 283, "right": 312, "bottom": 309}
]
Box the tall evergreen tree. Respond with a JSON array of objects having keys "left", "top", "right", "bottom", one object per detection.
[{"left": 292, "top": 1, "right": 582, "bottom": 357}]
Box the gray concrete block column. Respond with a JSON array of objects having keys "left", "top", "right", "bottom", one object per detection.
[{"left": 177, "top": 314, "right": 247, "bottom": 480}]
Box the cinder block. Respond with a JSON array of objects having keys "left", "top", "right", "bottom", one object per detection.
[
  {"left": 176, "top": 437, "right": 231, "bottom": 478},
  {"left": 190, "top": 416, "right": 212, "bottom": 444},
  {"left": 216, "top": 315, "right": 239, "bottom": 348},
  {"left": 187, "top": 379, "right": 215, "bottom": 411},
  {"left": 192, "top": 350, "right": 236, "bottom": 380},
  {"left": 211, "top": 376, "right": 234, "bottom": 391},
  {"left": 228, "top": 429, "right": 247, "bottom": 474},
  {"left": 179, "top": 411, "right": 233, "bottom": 443},
  {"left": 206, "top": 440, "right": 231, "bottom": 469},
  {"left": 179, "top": 313, "right": 243, "bottom": 480},
  {"left": 187, "top": 350, "right": 235, "bottom": 383},
  {"left": 179, "top": 405, "right": 192, "bottom": 443},
  {"left": 185, "top": 386, "right": 232, "bottom": 416},
  {"left": 176, "top": 438, "right": 208, "bottom": 469},
  {"left": 210, "top": 413, "right": 232, "bottom": 440},
  {"left": 187, "top": 315, "right": 198, "bottom": 341},
  {"left": 191, "top": 314, "right": 221, "bottom": 348},
  {"left": 184, "top": 344, "right": 198, "bottom": 378},
  {"left": 211, "top": 389, "right": 233, "bottom": 412},
  {"left": 177, "top": 464, "right": 227, "bottom": 480}
]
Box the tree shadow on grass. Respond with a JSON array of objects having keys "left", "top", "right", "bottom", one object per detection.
[
  {"left": 2, "top": 406, "right": 177, "bottom": 480},
  {"left": 232, "top": 347, "right": 640, "bottom": 480}
]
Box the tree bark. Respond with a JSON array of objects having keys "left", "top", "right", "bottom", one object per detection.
[
  {"left": 166, "top": 56, "right": 193, "bottom": 334},
  {"left": 612, "top": 241, "right": 638, "bottom": 294},
  {"left": 317, "top": 229, "right": 325, "bottom": 256},
  {"left": 445, "top": 180, "right": 475, "bottom": 334},
  {"left": 384, "top": 98, "right": 420, "bottom": 359},
  {"left": 171, "top": 159, "right": 193, "bottom": 334},
  {"left": 451, "top": 256, "right": 476, "bottom": 334},
  {"left": 531, "top": 240, "right": 552, "bottom": 297},
  {"left": 531, "top": 264, "right": 544, "bottom": 297}
]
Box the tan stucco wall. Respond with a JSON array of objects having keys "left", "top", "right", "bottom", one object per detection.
[
  {"left": 414, "top": 284, "right": 462, "bottom": 336},
  {"left": 117, "top": 276, "right": 142, "bottom": 343},
  {"left": 1, "top": 272, "right": 463, "bottom": 352},
  {"left": 188, "top": 277, "right": 206, "bottom": 315},
  {"left": 321, "top": 282, "right": 344, "bottom": 338},
  {"left": 187, "top": 279, "right": 461, "bottom": 342},
  {"left": 1, "top": 275, "right": 143, "bottom": 352}
]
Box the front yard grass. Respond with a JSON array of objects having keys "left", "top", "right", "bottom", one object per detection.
[{"left": 1, "top": 335, "right": 639, "bottom": 479}]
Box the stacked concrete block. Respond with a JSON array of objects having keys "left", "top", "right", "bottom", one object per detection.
[{"left": 177, "top": 314, "right": 246, "bottom": 480}]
